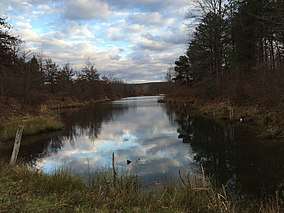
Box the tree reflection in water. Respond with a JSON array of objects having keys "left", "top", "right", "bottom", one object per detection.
[
  {"left": 1, "top": 99, "right": 284, "bottom": 197},
  {"left": 61, "top": 103, "right": 129, "bottom": 141},
  {"left": 0, "top": 103, "right": 128, "bottom": 166},
  {"left": 165, "top": 103, "right": 284, "bottom": 196}
]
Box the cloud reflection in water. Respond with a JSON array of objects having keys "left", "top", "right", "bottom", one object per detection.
[{"left": 36, "top": 96, "right": 197, "bottom": 182}]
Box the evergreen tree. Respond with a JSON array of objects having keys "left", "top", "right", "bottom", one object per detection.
[
  {"left": 173, "top": 55, "right": 193, "bottom": 84},
  {"left": 187, "top": 11, "right": 226, "bottom": 80}
]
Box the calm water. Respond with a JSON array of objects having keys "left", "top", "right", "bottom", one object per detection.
[{"left": 1, "top": 96, "right": 284, "bottom": 196}]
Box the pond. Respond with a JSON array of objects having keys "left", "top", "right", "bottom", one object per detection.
[{"left": 1, "top": 96, "right": 284, "bottom": 196}]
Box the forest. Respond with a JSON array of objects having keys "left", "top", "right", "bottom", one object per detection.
[
  {"left": 1, "top": 0, "right": 284, "bottom": 128},
  {"left": 0, "top": 18, "right": 125, "bottom": 117},
  {"left": 169, "top": 0, "right": 284, "bottom": 107}
]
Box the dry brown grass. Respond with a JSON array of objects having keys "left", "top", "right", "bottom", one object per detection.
[{"left": 0, "top": 162, "right": 283, "bottom": 212}]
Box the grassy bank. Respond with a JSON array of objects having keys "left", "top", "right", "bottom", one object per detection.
[
  {"left": 0, "top": 115, "right": 63, "bottom": 142},
  {"left": 0, "top": 97, "right": 115, "bottom": 142},
  {"left": 163, "top": 95, "right": 284, "bottom": 139},
  {"left": 0, "top": 163, "right": 282, "bottom": 212},
  {"left": 46, "top": 98, "right": 112, "bottom": 110}
]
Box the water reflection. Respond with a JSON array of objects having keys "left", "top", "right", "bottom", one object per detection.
[
  {"left": 165, "top": 103, "right": 284, "bottom": 196},
  {"left": 23, "top": 96, "right": 197, "bottom": 186},
  {"left": 1, "top": 96, "right": 284, "bottom": 196}
]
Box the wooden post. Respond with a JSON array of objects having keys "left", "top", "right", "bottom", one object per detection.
[
  {"left": 10, "top": 125, "right": 24, "bottom": 165},
  {"left": 112, "top": 152, "right": 117, "bottom": 187}
]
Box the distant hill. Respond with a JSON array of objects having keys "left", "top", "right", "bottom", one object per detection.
[{"left": 126, "top": 82, "right": 170, "bottom": 96}]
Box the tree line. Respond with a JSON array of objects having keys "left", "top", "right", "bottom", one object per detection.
[
  {"left": 0, "top": 17, "right": 131, "bottom": 108},
  {"left": 170, "top": 0, "right": 284, "bottom": 106}
]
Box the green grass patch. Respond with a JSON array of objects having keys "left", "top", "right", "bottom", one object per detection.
[
  {"left": 0, "top": 116, "right": 63, "bottom": 141},
  {"left": 0, "top": 162, "right": 282, "bottom": 212}
]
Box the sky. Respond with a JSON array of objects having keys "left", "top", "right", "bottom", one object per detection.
[{"left": 0, "top": 0, "right": 192, "bottom": 83}]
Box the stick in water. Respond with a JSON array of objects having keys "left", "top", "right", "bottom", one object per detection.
[{"left": 112, "top": 152, "right": 117, "bottom": 186}]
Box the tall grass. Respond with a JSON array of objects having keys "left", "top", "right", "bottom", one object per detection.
[
  {"left": 0, "top": 115, "right": 63, "bottom": 141},
  {"left": 0, "top": 162, "right": 282, "bottom": 212}
]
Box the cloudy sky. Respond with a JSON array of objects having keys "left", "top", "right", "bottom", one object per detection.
[{"left": 0, "top": 0, "right": 191, "bottom": 83}]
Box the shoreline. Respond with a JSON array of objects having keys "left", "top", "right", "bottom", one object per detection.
[
  {"left": 2, "top": 95, "right": 283, "bottom": 142},
  {"left": 162, "top": 95, "right": 284, "bottom": 140},
  {"left": 0, "top": 115, "right": 64, "bottom": 142},
  {"left": 0, "top": 97, "right": 118, "bottom": 142}
]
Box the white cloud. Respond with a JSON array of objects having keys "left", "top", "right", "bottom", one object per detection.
[
  {"left": 106, "top": 0, "right": 186, "bottom": 12},
  {"left": 126, "top": 24, "right": 145, "bottom": 33},
  {"left": 64, "top": 22, "right": 94, "bottom": 39},
  {"left": 128, "top": 12, "right": 172, "bottom": 27},
  {"left": 1, "top": 0, "right": 191, "bottom": 83},
  {"left": 137, "top": 39, "right": 168, "bottom": 52},
  {"left": 63, "top": 0, "right": 111, "bottom": 20},
  {"left": 15, "top": 20, "right": 32, "bottom": 29},
  {"left": 109, "top": 54, "right": 121, "bottom": 61},
  {"left": 105, "top": 27, "right": 124, "bottom": 41}
]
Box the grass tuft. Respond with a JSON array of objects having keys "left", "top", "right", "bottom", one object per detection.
[
  {"left": 0, "top": 162, "right": 283, "bottom": 212},
  {"left": 0, "top": 115, "right": 63, "bottom": 141}
]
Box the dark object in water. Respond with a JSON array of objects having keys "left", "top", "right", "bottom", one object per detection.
[{"left": 127, "top": 160, "right": 131, "bottom": 165}]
